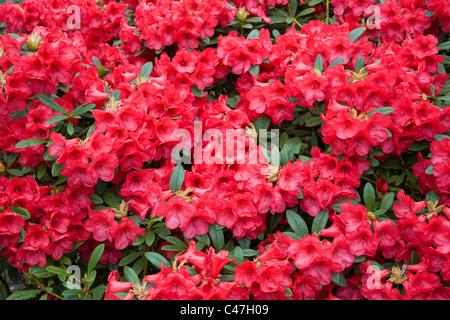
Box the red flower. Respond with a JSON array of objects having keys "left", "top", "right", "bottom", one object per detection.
[
  {"left": 393, "top": 190, "right": 427, "bottom": 218},
  {"left": 23, "top": 224, "right": 50, "bottom": 250},
  {"left": 152, "top": 196, "right": 194, "bottom": 230},
  {"left": 84, "top": 208, "right": 118, "bottom": 243},
  {"left": 0, "top": 208, "right": 25, "bottom": 235},
  {"left": 346, "top": 226, "right": 378, "bottom": 257},
  {"left": 288, "top": 234, "right": 327, "bottom": 270},
  {"left": 234, "top": 260, "right": 258, "bottom": 288},
  {"left": 292, "top": 273, "right": 320, "bottom": 300},
  {"left": 105, "top": 270, "right": 133, "bottom": 300},
  {"left": 110, "top": 217, "right": 145, "bottom": 250}
]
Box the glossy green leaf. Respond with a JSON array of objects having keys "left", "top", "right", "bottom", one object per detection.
[
  {"left": 6, "top": 289, "right": 40, "bottom": 300},
  {"left": 348, "top": 27, "right": 367, "bottom": 42},
  {"left": 363, "top": 182, "right": 376, "bottom": 212},
  {"left": 15, "top": 138, "right": 47, "bottom": 149},
  {"left": 145, "top": 252, "right": 169, "bottom": 269},
  {"left": 311, "top": 210, "right": 329, "bottom": 235},
  {"left": 286, "top": 210, "right": 309, "bottom": 239},
  {"left": 169, "top": 164, "right": 185, "bottom": 192},
  {"left": 209, "top": 223, "right": 224, "bottom": 251},
  {"left": 34, "top": 93, "right": 68, "bottom": 115},
  {"left": 87, "top": 243, "right": 104, "bottom": 275},
  {"left": 9, "top": 206, "right": 30, "bottom": 220},
  {"left": 139, "top": 62, "right": 153, "bottom": 78}
]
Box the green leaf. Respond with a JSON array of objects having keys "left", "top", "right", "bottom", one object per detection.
[
  {"left": 249, "top": 65, "right": 260, "bottom": 76},
  {"left": 289, "top": 0, "right": 298, "bottom": 15},
  {"left": 348, "top": 27, "right": 367, "bottom": 42},
  {"left": 169, "top": 164, "right": 185, "bottom": 192},
  {"left": 426, "top": 190, "right": 440, "bottom": 204},
  {"left": 282, "top": 231, "right": 301, "bottom": 240},
  {"left": 270, "top": 146, "right": 280, "bottom": 167},
  {"left": 286, "top": 210, "right": 309, "bottom": 239},
  {"left": 45, "top": 266, "right": 71, "bottom": 277},
  {"left": 314, "top": 54, "right": 323, "bottom": 73},
  {"left": 380, "top": 192, "right": 395, "bottom": 211},
  {"left": 66, "top": 121, "right": 74, "bottom": 135},
  {"left": 134, "top": 233, "right": 146, "bottom": 246},
  {"left": 209, "top": 223, "right": 224, "bottom": 251},
  {"left": 191, "top": 85, "right": 205, "bottom": 97},
  {"left": 363, "top": 182, "right": 376, "bottom": 212},
  {"left": 280, "top": 137, "right": 303, "bottom": 165},
  {"left": 166, "top": 236, "right": 187, "bottom": 249},
  {"left": 28, "top": 266, "right": 54, "bottom": 278},
  {"left": 72, "top": 103, "right": 96, "bottom": 116},
  {"left": 145, "top": 231, "right": 155, "bottom": 246},
  {"left": 438, "top": 41, "right": 450, "bottom": 51},
  {"left": 246, "top": 17, "right": 262, "bottom": 23},
  {"left": 247, "top": 29, "right": 260, "bottom": 39},
  {"left": 112, "top": 90, "right": 121, "bottom": 101},
  {"left": 285, "top": 287, "right": 293, "bottom": 297},
  {"left": 354, "top": 56, "right": 365, "bottom": 72},
  {"left": 9, "top": 206, "right": 30, "bottom": 220},
  {"left": 310, "top": 130, "right": 318, "bottom": 147},
  {"left": 92, "top": 56, "right": 101, "bottom": 68},
  {"left": 297, "top": 7, "right": 316, "bottom": 17},
  {"left": 283, "top": 137, "right": 302, "bottom": 155},
  {"left": 139, "top": 62, "right": 153, "bottom": 78},
  {"left": 272, "top": 29, "right": 281, "bottom": 39},
  {"left": 103, "top": 191, "right": 120, "bottom": 208},
  {"left": 253, "top": 115, "right": 271, "bottom": 131},
  {"left": 408, "top": 141, "right": 429, "bottom": 152},
  {"left": 87, "top": 243, "right": 104, "bottom": 275},
  {"left": 268, "top": 16, "right": 287, "bottom": 24},
  {"left": 242, "top": 248, "right": 258, "bottom": 257},
  {"left": 145, "top": 252, "right": 169, "bottom": 269},
  {"left": 15, "top": 138, "right": 47, "bottom": 149},
  {"left": 311, "top": 210, "right": 329, "bottom": 235},
  {"left": 34, "top": 93, "right": 67, "bottom": 115},
  {"left": 123, "top": 266, "right": 140, "bottom": 284},
  {"left": 437, "top": 95, "right": 450, "bottom": 102},
  {"left": 89, "top": 193, "right": 103, "bottom": 205},
  {"left": 45, "top": 115, "right": 69, "bottom": 125},
  {"left": 331, "top": 272, "right": 347, "bottom": 287},
  {"left": 233, "top": 246, "right": 244, "bottom": 263},
  {"left": 434, "top": 134, "right": 450, "bottom": 142},
  {"left": 328, "top": 58, "right": 345, "bottom": 67},
  {"left": 97, "top": 66, "right": 111, "bottom": 79},
  {"left": 366, "top": 107, "right": 394, "bottom": 117},
  {"left": 374, "top": 208, "right": 387, "bottom": 216},
  {"left": 6, "top": 289, "right": 40, "bottom": 300},
  {"left": 119, "top": 251, "right": 142, "bottom": 267},
  {"left": 305, "top": 116, "right": 322, "bottom": 127}
]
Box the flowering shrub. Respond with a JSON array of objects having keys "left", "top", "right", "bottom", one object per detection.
[{"left": 0, "top": 0, "right": 450, "bottom": 301}]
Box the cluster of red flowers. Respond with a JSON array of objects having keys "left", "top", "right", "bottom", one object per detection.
[
  {"left": 414, "top": 138, "right": 450, "bottom": 198},
  {"left": 135, "top": 0, "right": 236, "bottom": 51},
  {"left": 0, "top": 0, "right": 127, "bottom": 48},
  {"left": 0, "top": 0, "right": 449, "bottom": 301}
]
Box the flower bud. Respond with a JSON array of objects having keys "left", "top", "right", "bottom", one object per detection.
[
  {"left": 237, "top": 7, "right": 249, "bottom": 22},
  {"left": 376, "top": 177, "right": 388, "bottom": 194},
  {"left": 27, "top": 32, "right": 43, "bottom": 52},
  {"left": 0, "top": 71, "right": 5, "bottom": 90}
]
